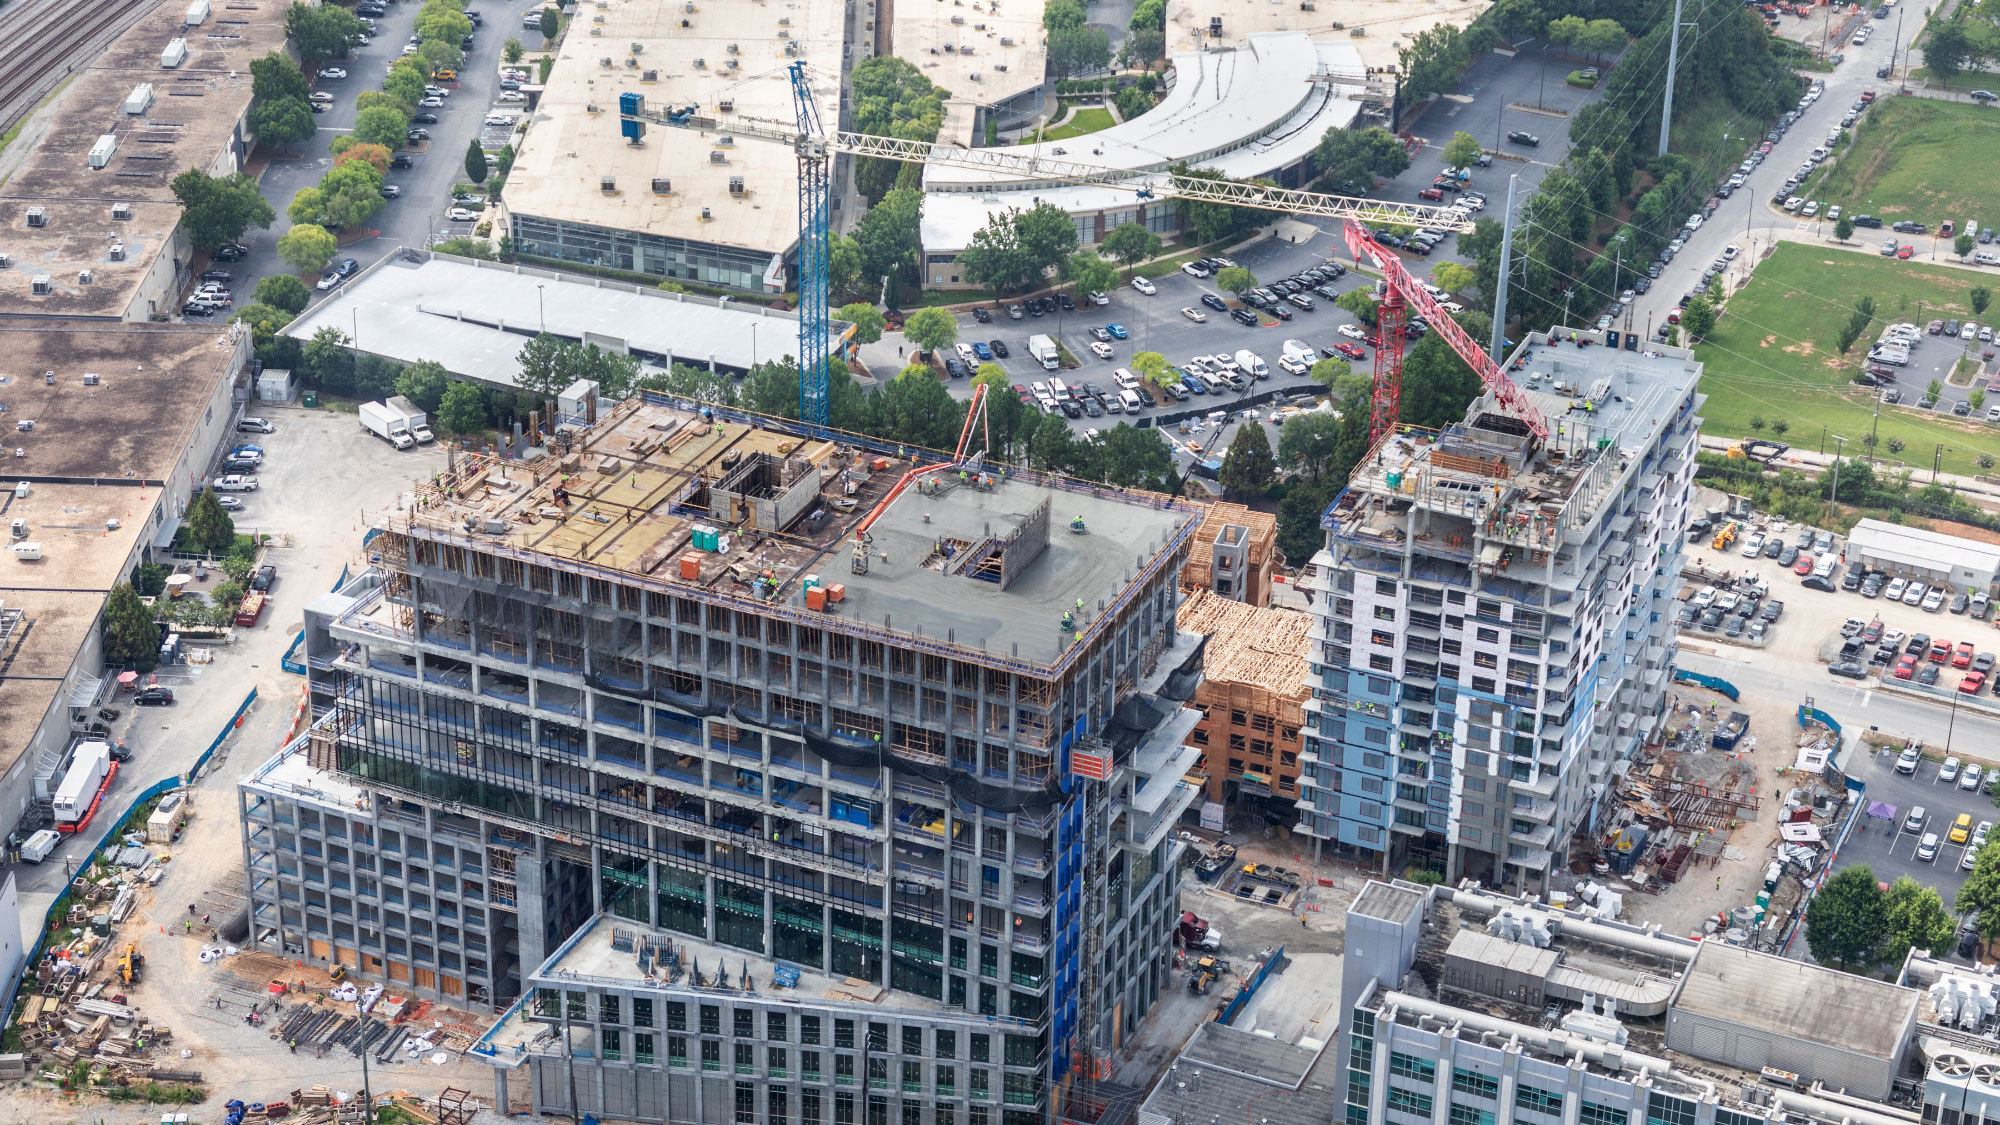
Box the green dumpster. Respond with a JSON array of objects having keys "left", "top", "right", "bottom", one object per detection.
[{"left": 302, "top": 391, "right": 319, "bottom": 408}]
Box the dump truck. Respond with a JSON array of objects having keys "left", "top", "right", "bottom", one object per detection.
[
  {"left": 1711, "top": 710, "right": 1751, "bottom": 751},
  {"left": 385, "top": 395, "right": 435, "bottom": 444},
  {"left": 1178, "top": 910, "right": 1223, "bottom": 951},
  {"left": 358, "top": 401, "right": 415, "bottom": 450},
  {"left": 1027, "top": 334, "right": 1061, "bottom": 371},
  {"left": 233, "top": 589, "right": 266, "bottom": 627}
]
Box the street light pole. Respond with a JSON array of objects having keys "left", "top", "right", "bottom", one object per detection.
[
  {"left": 1828, "top": 434, "right": 1848, "bottom": 519},
  {"left": 536, "top": 283, "right": 546, "bottom": 332}
]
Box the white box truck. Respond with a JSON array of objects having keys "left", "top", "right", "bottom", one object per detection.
[
  {"left": 19, "top": 829, "right": 59, "bottom": 863},
  {"left": 359, "top": 401, "right": 415, "bottom": 450},
  {"left": 1027, "top": 334, "right": 1061, "bottom": 371},
  {"left": 53, "top": 741, "right": 110, "bottom": 826},
  {"left": 385, "top": 395, "right": 435, "bottom": 443}
]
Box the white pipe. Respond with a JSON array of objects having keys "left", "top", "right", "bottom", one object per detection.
[
  {"left": 1806, "top": 1083, "right": 1921, "bottom": 1122},
  {"left": 1382, "top": 991, "right": 1673, "bottom": 1076},
  {"left": 1447, "top": 887, "right": 1698, "bottom": 962},
  {"left": 1772, "top": 1089, "right": 1919, "bottom": 1125}
]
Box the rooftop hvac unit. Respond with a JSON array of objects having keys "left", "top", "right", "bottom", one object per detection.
[
  {"left": 680, "top": 18, "right": 689, "bottom": 27},
  {"left": 1000, "top": 35, "right": 1013, "bottom": 44},
  {"left": 716, "top": 134, "right": 733, "bottom": 145},
  {"left": 961, "top": 45, "right": 974, "bottom": 54},
  {"left": 590, "top": 12, "right": 603, "bottom": 21},
  {"left": 700, "top": 207, "right": 712, "bottom": 220},
  {"left": 951, "top": 13, "right": 963, "bottom": 22},
  {"left": 684, "top": 0, "right": 694, "bottom": 10},
  {"left": 993, "top": 62, "right": 1007, "bottom": 71},
  {"left": 708, "top": 150, "right": 727, "bottom": 163},
  {"left": 586, "top": 101, "right": 599, "bottom": 113},
  {"left": 184, "top": 0, "right": 209, "bottom": 23},
  {"left": 642, "top": 69, "right": 658, "bottom": 81},
  {"left": 974, "top": 22, "right": 985, "bottom": 29},
  {"left": 778, "top": 15, "right": 790, "bottom": 23},
  {"left": 728, "top": 176, "right": 744, "bottom": 194},
  {"left": 726, "top": 42, "right": 738, "bottom": 52},
  {"left": 651, "top": 178, "right": 672, "bottom": 194},
  {"left": 82, "top": 374, "right": 100, "bottom": 386},
  {"left": 783, "top": 43, "right": 795, "bottom": 55},
  {"left": 724, "top": 58, "right": 738, "bottom": 69},
  {"left": 630, "top": 41, "right": 643, "bottom": 52},
  {"left": 25, "top": 207, "right": 47, "bottom": 228},
  {"left": 109, "top": 243, "right": 125, "bottom": 261},
  {"left": 693, "top": 56, "right": 705, "bottom": 67},
  {"left": 77, "top": 270, "right": 93, "bottom": 285},
  {"left": 0, "top": 254, "right": 10, "bottom": 267},
  {"left": 600, "top": 176, "right": 617, "bottom": 193},
  {"left": 160, "top": 37, "right": 188, "bottom": 68},
  {"left": 599, "top": 56, "right": 613, "bottom": 67},
  {"left": 123, "top": 83, "right": 155, "bottom": 115},
  {"left": 88, "top": 133, "right": 118, "bottom": 169},
  {"left": 624, "top": 57, "right": 638, "bottom": 68},
  {"left": 970, "top": 71, "right": 981, "bottom": 81},
  {"left": 589, "top": 26, "right": 601, "bottom": 35},
  {"left": 777, "top": 28, "right": 789, "bottom": 37},
  {"left": 718, "top": 98, "right": 734, "bottom": 111}
]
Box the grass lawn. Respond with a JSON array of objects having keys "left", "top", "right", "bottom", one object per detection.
[
  {"left": 1801, "top": 97, "right": 2000, "bottom": 225},
  {"left": 1041, "top": 108, "right": 1115, "bottom": 141},
  {"left": 1668, "top": 97, "right": 1763, "bottom": 195},
  {"left": 1693, "top": 241, "right": 2000, "bottom": 476}
]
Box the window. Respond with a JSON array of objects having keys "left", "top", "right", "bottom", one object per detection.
[
  {"left": 633, "top": 998, "right": 654, "bottom": 1028},
  {"left": 600, "top": 995, "right": 621, "bottom": 1024},
  {"left": 770, "top": 1047, "right": 788, "bottom": 1076},
  {"left": 1369, "top": 655, "right": 1394, "bottom": 672},
  {"left": 1374, "top": 605, "right": 1397, "bottom": 621},
  {"left": 1387, "top": 1088, "right": 1434, "bottom": 1116},
  {"left": 1371, "top": 630, "right": 1396, "bottom": 647},
  {"left": 1387, "top": 1052, "right": 1435, "bottom": 1082},
  {"left": 601, "top": 1029, "right": 622, "bottom": 1061},
  {"left": 1452, "top": 1069, "right": 1498, "bottom": 1100},
  {"left": 769, "top": 1012, "right": 788, "bottom": 1041},
  {"left": 1375, "top": 578, "right": 1398, "bottom": 596},
  {"left": 1348, "top": 1033, "right": 1374, "bottom": 1072},
  {"left": 1713, "top": 1111, "right": 1766, "bottom": 1125},
  {"left": 1450, "top": 1109, "right": 1496, "bottom": 1125},
  {"left": 701, "top": 1004, "right": 721, "bottom": 1035},
  {"left": 1644, "top": 1093, "right": 1695, "bottom": 1125},
  {"left": 936, "top": 1030, "right": 955, "bottom": 1059},
  {"left": 668, "top": 1001, "right": 687, "bottom": 1031},
  {"left": 635, "top": 1033, "right": 655, "bottom": 1065},
  {"left": 904, "top": 1027, "right": 924, "bottom": 1055},
  {"left": 803, "top": 1015, "right": 822, "bottom": 1044},
  {"left": 735, "top": 1008, "right": 755, "bottom": 1037},
  {"left": 668, "top": 1036, "right": 688, "bottom": 1067},
  {"left": 1516, "top": 1086, "right": 1563, "bottom": 1116},
  {"left": 702, "top": 1040, "right": 721, "bottom": 1071},
  {"left": 1579, "top": 1103, "right": 1628, "bottom": 1125}
]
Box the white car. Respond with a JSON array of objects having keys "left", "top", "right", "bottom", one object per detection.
[
  {"left": 1685, "top": 213, "right": 1705, "bottom": 230},
  {"left": 1277, "top": 355, "right": 1309, "bottom": 375},
  {"left": 1180, "top": 307, "right": 1207, "bottom": 323},
  {"left": 419, "top": 96, "right": 445, "bottom": 108},
  {"left": 1827, "top": 205, "right": 1842, "bottom": 221},
  {"left": 484, "top": 113, "right": 519, "bottom": 125},
  {"left": 496, "top": 91, "right": 528, "bottom": 102},
  {"left": 1721, "top": 244, "right": 1741, "bottom": 260},
  {"left": 1740, "top": 532, "right": 1765, "bottom": 557},
  {"left": 1130, "top": 277, "right": 1157, "bottom": 295},
  {"left": 447, "top": 207, "right": 477, "bottom": 221},
  {"left": 316, "top": 272, "right": 340, "bottom": 290},
  {"left": 1087, "top": 291, "right": 1110, "bottom": 306},
  {"left": 1088, "top": 341, "right": 1114, "bottom": 360},
  {"left": 215, "top": 495, "right": 245, "bottom": 511},
  {"left": 1923, "top": 587, "right": 1947, "bottom": 612},
  {"left": 1904, "top": 581, "right": 1929, "bottom": 606},
  {"left": 212, "top": 475, "right": 258, "bottom": 492},
  {"left": 1338, "top": 324, "right": 1367, "bottom": 340},
  {"left": 1691, "top": 585, "right": 1718, "bottom": 608},
  {"left": 424, "top": 86, "right": 450, "bottom": 97},
  {"left": 318, "top": 67, "right": 348, "bottom": 79},
  {"left": 1884, "top": 577, "right": 1909, "bottom": 601}
]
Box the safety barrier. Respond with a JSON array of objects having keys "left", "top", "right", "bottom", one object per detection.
[
  {"left": 1672, "top": 668, "right": 1739, "bottom": 700},
  {"left": 1216, "top": 943, "right": 1286, "bottom": 1026},
  {"left": 1797, "top": 705, "right": 1841, "bottom": 740}
]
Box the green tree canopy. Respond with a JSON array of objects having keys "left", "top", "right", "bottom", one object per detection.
[
  {"left": 1097, "top": 424, "right": 1174, "bottom": 490},
  {"left": 465, "top": 139, "right": 490, "bottom": 184},
  {"left": 353, "top": 105, "right": 412, "bottom": 150},
  {"left": 396, "top": 359, "right": 451, "bottom": 413},
  {"left": 250, "top": 97, "right": 316, "bottom": 149},
  {"left": 1958, "top": 232, "right": 1978, "bottom": 258},
  {"left": 286, "top": 1, "right": 364, "bottom": 66},
  {"left": 958, "top": 204, "right": 1079, "bottom": 294},
  {"left": 504, "top": 37, "right": 525, "bottom": 63},
  {"left": 276, "top": 223, "right": 339, "bottom": 274},
  {"left": 437, "top": 381, "right": 488, "bottom": 435},
  {"left": 540, "top": 6, "right": 559, "bottom": 39},
  {"left": 837, "top": 303, "right": 886, "bottom": 345},
  {"left": 317, "top": 160, "right": 386, "bottom": 229},
  {"left": 849, "top": 58, "right": 948, "bottom": 203},
  {"left": 1099, "top": 222, "right": 1163, "bottom": 272},
  {"left": 1807, "top": 864, "right": 1886, "bottom": 969},
  {"left": 1062, "top": 251, "right": 1119, "bottom": 299},
  {"left": 1047, "top": 25, "right": 1112, "bottom": 79},
  {"left": 1679, "top": 294, "right": 1717, "bottom": 341},
  {"left": 1277, "top": 412, "right": 1344, "bottom": 481},
  {"left": 253, "top": 274, "right": 312, "bottom": 315},
  {"left": 1313, "top": 126, "right": 1412, "bottom": 192},
  {"left": 251, "top": 50, "right": 310, "bottom": 102},
  {"left": 1546, "top": 14, "right": 1586, "bottom": 45},
  {"left": 186, "top": 490, "right": 237, "bottom": 555},
  {"left": 903, "top": 307, "right": 960, "bottom": 355},
  {"left": 1574, "top": 18, "right": 1627, "bottom": 59},
  {"left": 1214, "top": 267, "right": 1257, "bottom": 298},
  {"left": 287, "top": 187, "right": 328, "bottom": 227},
  {"left": 1883, "top": 876, "right": 1957, "bottom": 964},
  {"left": 1398, "top": 24, "right": 1470, "bottom": 106},
  {"left": 1834, "top": 214, "right": 1854, "bottom": 242},
  {"left": 1130, "top": 351, "right": 1172, "bottom": 390},
  {"left": 1218, "top": 424, "right": 1275, "bottom": 497},
  {"left": 1044, "top": 0, "right": 1086, "bottom": 32},
  {"left": 1926, "top": 20, "right": 1972, "bottom": 85},
  {"left": 170, "top": 170, "right": 276, "bottom": 252},
  {"left": 416, "top": 7, "right": 473, "bottom": 44},
  {"left": 101, "top": 584, "right": 160, "bottom": 673},
  {"left": 1441, "top": 130, "right": 1483, "bottom": 169},
  {"left": 853, "top": 187, "right": 924, "bottom": 293}
]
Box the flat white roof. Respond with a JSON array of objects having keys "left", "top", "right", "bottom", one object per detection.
[
  {"left": 282, "top": 253, "right": 849, "bottom": 387},
  {"left": 1847, "top": 518, "right": 2000, "bottom": 575},
  {"left": 921, "top": 35, "right": 1366, "bottom": 250},
  {"left": 1166, "top": 0, "right": 1490, "bottom": 74},
  {"left": 501, "top": 0, "right": 843, "bottom": 259},
  {"left": 888, "top": 0, "right": 1048, "bottom": 132}
]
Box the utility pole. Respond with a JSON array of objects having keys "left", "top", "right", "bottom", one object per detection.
[
  {"left": 1894, "top": 4, "right": 1907, "bottom": 91},
  {"left": 1490, "top": 174, "right": 1520, "bottom": 365},
  {"left": 356, "top": 998, "right": 375, "bottom": 1124},
  {"left": 1658, "top": 0, "right": 1687, "bottom": 157},
  {"left": 1828, "top": 435, "right": 1847, "bottom": 519}
]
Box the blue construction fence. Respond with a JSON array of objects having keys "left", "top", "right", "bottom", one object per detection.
[
  {"left": 1217, "top": 944, "right": 1286, "bottom": 1026},
  {"left": 0, "top": 687, "right": 258, "bottom": 1033},
  {"left": 1798, "top": 705, "right": 1841, "bottom": 741},
  {"left": 1672, "top": 669, "right": 1740, "bottom": 701}
]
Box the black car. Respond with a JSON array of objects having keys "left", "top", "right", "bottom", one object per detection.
[
  {"left": 1829, "top": 662, "right": 1869, "bottom": 679},
  {"left": 1230, "top": 308, "right": 1259, "bottom": 326},
  {"left": 390, "top": 154, "right": 413, "bottom": 169},
  {"left": 134, "top": 686, "right": 175, "bottom": 706},
  {"left": 1268, "top": 304, "right": 1292, "bottom": 321},
  {"left": 251, "top": 565, "right": 278, "bottom": 592},
  {"left": 1058, "top": 400, "right": 1082, "bottom": 418},
  {"left": 971, "top": 307, "right": 991, "bottom": 323},
  {"left": 182, "top": 303, "right": 216, "bottom": 318},
  {"left": 213, "top": 244, "right": 248, "bottom": 261},
  {"left": 1852, "top": 214, "right": 1883, "bottom": 228},
  {"left": 407, "top": 129, "right": 430, "bottom": 143},
  {"left": 1058, "top": 293, "right": 1075, "bottom": 310},
  {"left": 1918, "top": 664, "right": 1942, "bottom": 686},
  {"left": 1082, "top": 398, "right": 1103, "bottom": 417},
  {"left": 336, "top": 257, "right": 360, "bottom": 277},
  {"left": 221, "top": 458, "right": 260, "bottom": 474},
  {"left": 943, "top": 358, "right": 969, "bottom": 378},
  {"left": 1802, "top": 576, "right": 1836, "bottom": 592},
  {"left": 1507, "top": 130, "right": 1539, "bottom": 145},
  {"left": 412, "top": 113, "right": 440, "bottom": 124},
  {"left": 1760, "top": 599, "right": 1785, "bottom": 621},
  {"left": 1700, "top": 608, "right": 1725, "bottom": 631},
  {"left": 200, "top": 269, "right": 233, "bottom": 283},
  {"left": 989, "top": 340, "right": 1008, "bottom": 357},
  {"left": 1027, "top": 300, "right": 1045, "bottom": 317},
  {"left": 1201, "top": 293, "right": 1227, "bottom": 311}
]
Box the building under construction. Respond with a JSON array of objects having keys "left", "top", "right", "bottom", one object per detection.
[
  {"left": 238, "top": 392, "right": 1207, "bottom": 1123},
  {"left": 1174, "top": 590, "right": 1310, "bottom": 823},
  {"left": 1180, "top": 502, "right": 1278, "bottom": 607}
]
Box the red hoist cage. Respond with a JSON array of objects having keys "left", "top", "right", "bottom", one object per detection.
[{"left": 1340, "top": 220, "right": 1551, "bottom": 445}]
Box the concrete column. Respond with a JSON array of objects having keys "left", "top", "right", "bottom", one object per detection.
[
  {"left": 492, "top": 1067, "right": 508, "bottom": 1114},
  {"left": 515, "top": 840, "right": 551, "bottom": 978},
  {"left": 704, "top": 872, "right": 718, "bottom": 941}
]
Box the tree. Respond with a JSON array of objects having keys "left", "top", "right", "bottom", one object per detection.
[
  {"left": 170, "top": 170, "right": 276, "bottom": 252},
  {"left": 1099, "top": 222, "right": 1163, "bottom": 273},
  {"left": 1441, "top": 131, "right": 1483, "bottom": 169},
  {"left": 1984, "top": 454, "right": 1999, "bottom": 470},
  {"left": 286, "top": 1, "right": 363, "bottom": 66},
  {"left": 1278, "top": 412, "right": 1344, "bottom": 481},
  {"left": 384, "top": 66, "right": 427, "bottom": 108},
  {"left": 1975, "top": 389, "right": 1989, "bottom": 415},
  {"left": 1398, "top": 333, "right": 1485, "bottom": 428},
  {"left": 1335, "top": 287, "right": 1379, "bottom": 324},
  {"left": 958, "top": 205, "right": 1077, "bottom": 294},
  {"left": 250, "top": 97, "right": 316, "bottom": 149},
  {"left": 539, "top": 6, "right": 560, "bottom": 39},
  {"left": 396, "top": 359, "right": 451, "bottom": 412},
  {"left": 1834, "top": 215, "right": 1854, "bottom": 242},
  {"left": 1308, "top": 357, "right": 1358, "bottom": 394},
  {"left": 1215, "top": 267, "right": 1257, "bottom": 298},
  {"left": 1044, "top": 0, "right": 1086, "bottom": 32},
  {"left": 1398, "top": 24, "right": 1470, "bottom": 106},
  {"left": 101, "top": 584, "right": 160, "bottom": 673},
  {"left": 1312, "top": 126, "right": 1412, "bottom": 193},
  {"left": 1807, "top": 864, "right": 1886, "bottom": 969},
  {"left": 301, "top": 326, "right": 353, "bottom": 391},
  {"left": 277, "top": 223, "right": 338, "bottom": 274},
  {"left": 1958, "top": 232, "right": 1979, "bottom": 259},
  {"left": 1047, "top": 25, "right": 1112, "bottom": 79},
  {"left": 837, "top": 303, "right": 886, "bottom": 345},
  {"left": 333, "top": 142, "right": 393, "bottom": 176},
  {"left": 186, "top": 489, "right": 237, "bottom": 555},
  {"left": 539, "top": 55, "right": 555, "bottom": 84},
  {"left": 1218, "top": 424, "right": 1275, "bottom": 497},
  {"left": 1975, "top": 287, "right": 1993, "bottom": 316},
  {"left": 1575, "top": 18, "right": 1627, "bottom": 60},
  {"left": 438, "top": 381, "right": 488, "bottom": 436},
  {"left": 1926, "top": 20, "right": 1972, "bottom": 87},
  {"left": 1115, "top": 85, "right": 1152, "bottom": 120},
  {"left": 504, "top": 37, "right": 525, "bottom": 63},
  {"left": 432, "top": 237, "right": 495, "bottom": 260},
  {"left": 1431, "top": 262, "right": 1476, "bottom": 295},
  {"left": 853, "top": 187, "right": 923, "bottom": 292},
  {"left": 849, "top": 57, "right": 948, "bottom": 203},
  {"left": 254, "top": 274, "right": 312, "bottom": 315},
  {"left": 1929, "top": 378, "right": 1945, "bottom": 403},
  {"left": 354, "top": 105, "right": 411, "bottom": 150},
  {"left": 1130, "top": 351, "right": 1172, "bottom": 391},
  {"left": 1171, "top": 164, "right": 1272, "bottom": 244},
  {"left": 251, "top": 50, "right": 310, "bottom": 103},
  {"left": 1098, "top": 425, "right": 1175, "bottom": 489},
  {"left": 903, "top": 307, "right": 959, "bottom": 356},
  {"left": 316, "top": 160, "right": 385, "bottom": 229},
  {"left": 287, "top": 187, "right": 328, "bottom": 227},
  {"left": 463, "top": 138, "right": 491, "bottom": 185},
  {"left": 416, "top": 7, "right": 473, "bottom": 45},
  {"left": 1882, "top": 876, "right": 1956, "bottom": 964},
  {"left": 828, "top": 235, "right": 865, "bottom": 301},
  {"left": 1546, "top": 14, "right": 1586, "bottom": 48},
  {"left": 1679, "top": 295, "right": 1716, "bottom": 341},
  {"left": 1748, "top": 415, "right": 1766, "bottom": 433},
  {"left": 1062, "top": 251, "right": 1119, "bottom": 300},
  {"left": 1122, "top": 28, "right": 1164, "bottom": 69}
]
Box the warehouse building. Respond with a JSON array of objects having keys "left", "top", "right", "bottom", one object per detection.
[
  {"left": 1296, "top": 331, "right": 1701, "bottom": 892},
  {"left": 239, "top": 393, "right": 1208, "bottom": 1122},
  {"left": 1842, "top": 519, "right": 2000, "bottom": 596}
]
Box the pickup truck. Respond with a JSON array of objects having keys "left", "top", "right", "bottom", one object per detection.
[{"left": 212, "top": 475, "right": 258, "bottom": 492}]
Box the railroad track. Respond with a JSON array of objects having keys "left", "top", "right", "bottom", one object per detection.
[{"left": 0, "top": 0, "right": 163, "bottom": 141}]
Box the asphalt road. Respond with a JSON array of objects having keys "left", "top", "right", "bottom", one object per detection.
[{"left": 190, "top": 0, "right": 547, "bottom": 317}]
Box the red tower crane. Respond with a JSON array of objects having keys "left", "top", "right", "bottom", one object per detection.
[{"left": 1341, "top": 221, "right": 1550, "bottom": 445}]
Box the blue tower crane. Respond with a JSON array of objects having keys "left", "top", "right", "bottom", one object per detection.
[{"left": 788, "top": 62, "right": 831, "bottom": 430}]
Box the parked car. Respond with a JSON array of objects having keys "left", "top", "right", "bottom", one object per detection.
[{"left": 134, "top": 686, "right": 175, "bottom": 706}]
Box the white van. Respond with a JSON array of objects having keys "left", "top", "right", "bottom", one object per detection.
[
  {"left": 1118, "top": 388, "right": 1144, "bottom": 413},
  {"left": 1112, "top": 368, "right": 1141, "bottom": 391},
  {"left": 1199, "top": 369, "right": 1232, "bottom": 394},
  {"left": 1812, "top": 554, "right": 1839, "bottom": 579},
  {"left": 1234, "top": 349, "right": 1269, "bottom": 379},
  {"left": 1048, "top": 378, "right": 1073, "bottom": 402},
  {"left": 1281, "top": 339, "right": 1317, "bottom": 364}
]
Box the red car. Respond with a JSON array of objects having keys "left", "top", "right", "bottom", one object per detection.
[
  {"left": 1793, "top": 554, "right": 1815, "bottom": 575},
  {"left": 1895, "top": 654, "right": 1919, "bottom": 680},
  {"left": 1955, "top": 642, "right": 1977, "bottom": 668},
  {"left": 1932, "top": 639, "right": 1953, "bottom": 663},
  {"left": 1861, "top": 88, "right": 1877, "bottom": 102},
  {"left": 1418, "top": 187, "right": 1445, "bottom": 201},
  {"left": 1758, "top": 142, "right": 1774, "bottom": 154},
  {"left": 1013, "top": 384, "right": 1031, "bottom": 403},
  {"left": 1332, "top": 342, "right": 1367, "bottom": 360},
  {"left": 1963, "top": 671, "right": 1988, "bottom": 694},
  {"left": 1898, "top": 245, "right": 1915, "bottom": 259}
]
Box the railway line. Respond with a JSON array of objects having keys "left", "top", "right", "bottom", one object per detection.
[{"left": 0, "top": 0, "right": 162, "bottom": 143}]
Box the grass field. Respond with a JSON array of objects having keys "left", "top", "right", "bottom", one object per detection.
[
  {"left": 1693, "top": 241, "right": 2000, "bottom": 476},
  {"left": 1041, "top": 108, "right": 1115, "bottom": 141},
  {"left": 1667, "top": 97, "right": 1764, "bottom": 201},
  {"left": 1801, "top": 97, "right": 2000, "bottom": 225}
]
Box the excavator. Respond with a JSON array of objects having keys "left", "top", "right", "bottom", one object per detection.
[{"left": 117, "top": 943, "right": 143, "bottom": 986}]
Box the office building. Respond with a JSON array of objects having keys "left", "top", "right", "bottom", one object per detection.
[
  {"left": 1296, "top": 331, "right": 1702, "bottom": 891},
  {"left": 239, "top": 393, "right": 1207, "bottom": 1122}
]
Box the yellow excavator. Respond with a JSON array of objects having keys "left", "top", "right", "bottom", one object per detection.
[{"left": 118, "top": 943, "right": 143, "bottom": 986}]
